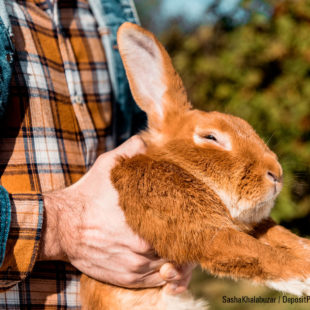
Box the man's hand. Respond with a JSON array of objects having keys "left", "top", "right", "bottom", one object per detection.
[{"left": 39, "top": 135, "right": 193, "bottom": 293}]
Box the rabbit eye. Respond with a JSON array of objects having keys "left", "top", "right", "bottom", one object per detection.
[
  {"left": 205, "top": 135, "right": 217, "bottom": 141},
  {"left": 194, "top": 128, "right": 232, "bottom": 150}
]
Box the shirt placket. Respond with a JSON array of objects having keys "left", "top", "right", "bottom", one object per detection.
[
  {"left": 48, "top": 0, "right": 99, "bottom": 168},
  {"left": 50, "top": 1, "right": 84, "bottom": 105}
]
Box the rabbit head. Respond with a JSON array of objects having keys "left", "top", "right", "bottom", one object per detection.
[{"left": 117, "top": 22, "right": 283, "bottom": 224}]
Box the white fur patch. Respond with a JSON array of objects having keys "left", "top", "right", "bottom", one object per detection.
[
  {"left": 212, "top": 189, "right": 274, "bottom": 223},
  {"left": 161, "top": 292, "right": 208, "bottom": 310},
  {"left": 115, "top": 289, "right": 208, "bottom": 310},
  {"left": 230, "top": 199, "right": 274, "bottom": 223},
  {"left": 298, "top": 239, "right": 310, "bottom": 252},
  {"left": 266, "top": 278, "right": 310, "bottom": 296}
]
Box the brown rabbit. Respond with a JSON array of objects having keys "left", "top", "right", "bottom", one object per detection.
[{"left": 80, "top": 22, "right": 310, "bottom": 309}]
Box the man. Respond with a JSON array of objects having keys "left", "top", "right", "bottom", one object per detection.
[{"left": 0, "top": 0, "right": 193, "bottom": 308}]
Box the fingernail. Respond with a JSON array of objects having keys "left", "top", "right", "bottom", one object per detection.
[{"left": 166, "top": 269, "right": 177, "bottom": 280}]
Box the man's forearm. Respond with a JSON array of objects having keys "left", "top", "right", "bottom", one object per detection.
[{"left": 39, "top": 192, "right": 68, "bottom": 262}]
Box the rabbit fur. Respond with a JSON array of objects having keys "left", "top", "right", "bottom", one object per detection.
[{"left": 80, "top": 22, "right": 310, "bottom": 310}]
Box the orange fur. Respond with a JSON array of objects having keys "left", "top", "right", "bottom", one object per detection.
[{"left": 80, "top": 23, "right": 310, "bottom": 309}]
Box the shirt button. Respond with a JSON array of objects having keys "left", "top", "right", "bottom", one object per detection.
[
  {"left": 6, "top": 53, "right": 13, "bottom": 63},
  {"left": 72, "top": 95, "right": 83, "bottom": 105}
]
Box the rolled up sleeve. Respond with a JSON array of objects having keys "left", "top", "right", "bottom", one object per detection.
[{"left": 0, "top": 192, "right": 43, "bottom": 289}]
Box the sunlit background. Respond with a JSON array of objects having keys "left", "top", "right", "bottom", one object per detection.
[{"left": 134, "top": 1, "right": 310, "bottom": 309}]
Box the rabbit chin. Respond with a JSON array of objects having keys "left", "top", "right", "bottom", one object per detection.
[
  {"left": 215, "top": 189, "right": 275, "bottom": 223},
  {"left": 231, "top": 199, "right": 275, "bottom": 223}
]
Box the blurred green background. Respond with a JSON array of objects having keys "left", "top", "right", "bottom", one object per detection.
[{"left": 135, "top": 0, "right": 310, "bottom": 309}]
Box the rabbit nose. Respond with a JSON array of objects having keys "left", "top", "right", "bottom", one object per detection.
[
  {"left": 266, "top": 170, "right": 283, "bottom": 183},
  {"left": 264, "top": 153, "right": 283, "bottom": 184}
]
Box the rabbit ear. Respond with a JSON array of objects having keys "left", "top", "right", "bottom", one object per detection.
[{"left": 117, "top": 22, "right": 191, "bottom": 130}]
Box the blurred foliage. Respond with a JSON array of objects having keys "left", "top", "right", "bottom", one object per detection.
[{"left": 158, "top": 0, "right": 310, "bottom": 232}]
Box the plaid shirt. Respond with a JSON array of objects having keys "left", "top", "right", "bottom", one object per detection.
[{"left": 0, "top": 0, "right": 113, "bottom": 308}]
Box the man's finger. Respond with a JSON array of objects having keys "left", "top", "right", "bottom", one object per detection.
[
  {"left": 161, "top": 263, "right": 196, "bottom": 295},
  {"left": 160, "top": 263, "right": 181, "bottom": 281},
  {"left": 126, "top": 271, "right": 167, "bottom": 289},
  {"left": 94, "top": 135, "right": 146, "bottom": 174},
  {"left": 112, "top": 135, "right": 146, "bottom": 158}
]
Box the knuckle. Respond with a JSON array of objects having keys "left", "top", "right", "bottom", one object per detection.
[
  {"left": 137, "top": 240, "right": 151, "bottom": 253},
  {"left": 121, "top": 253, "right": 143, "bottom": 273},
  {"left": 97, "top": 153, "right": 107, "bottom": 162},
  {"left": 129, "top": 135, "right": 144, "bottom": 147},
  {"left": 94, "top": 154, "right": 108, "bottom": 167},
  {"left": 121, "top": 273, "right": 138, "bottom": 286},
  {"left": 129, "top": 256, "right": 149, "bottom": 272},
  {"left": 130, "top": 236, "right": 152, "bottom": 254}
]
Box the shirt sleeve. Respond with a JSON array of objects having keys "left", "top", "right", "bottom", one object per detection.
[{"left": 0, "top": 191, "right": 43, "bottom": 289}]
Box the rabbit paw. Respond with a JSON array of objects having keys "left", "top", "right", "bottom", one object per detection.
[{"left": 266, "top": 278, "right": 310, "bottom": 296}]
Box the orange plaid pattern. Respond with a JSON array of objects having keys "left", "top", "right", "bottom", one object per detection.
[{"left": 0, "top": 0, "right": 112, "bottom": 308}]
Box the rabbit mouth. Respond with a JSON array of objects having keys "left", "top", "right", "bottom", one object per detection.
[{"left": 274, "top": 182, "right": 283, "bottom": 196}]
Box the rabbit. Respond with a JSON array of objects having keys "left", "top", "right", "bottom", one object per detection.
[{"left": 80, "top": 22, "right": 310, "bottom": 310}]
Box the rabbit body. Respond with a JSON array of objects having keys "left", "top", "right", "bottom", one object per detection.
[
  {"left": 81, "top": 277, "right": 208, "bottom": 310},
  {"left": 80, "top": 23, "right": 310, "bottom": 309}
]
